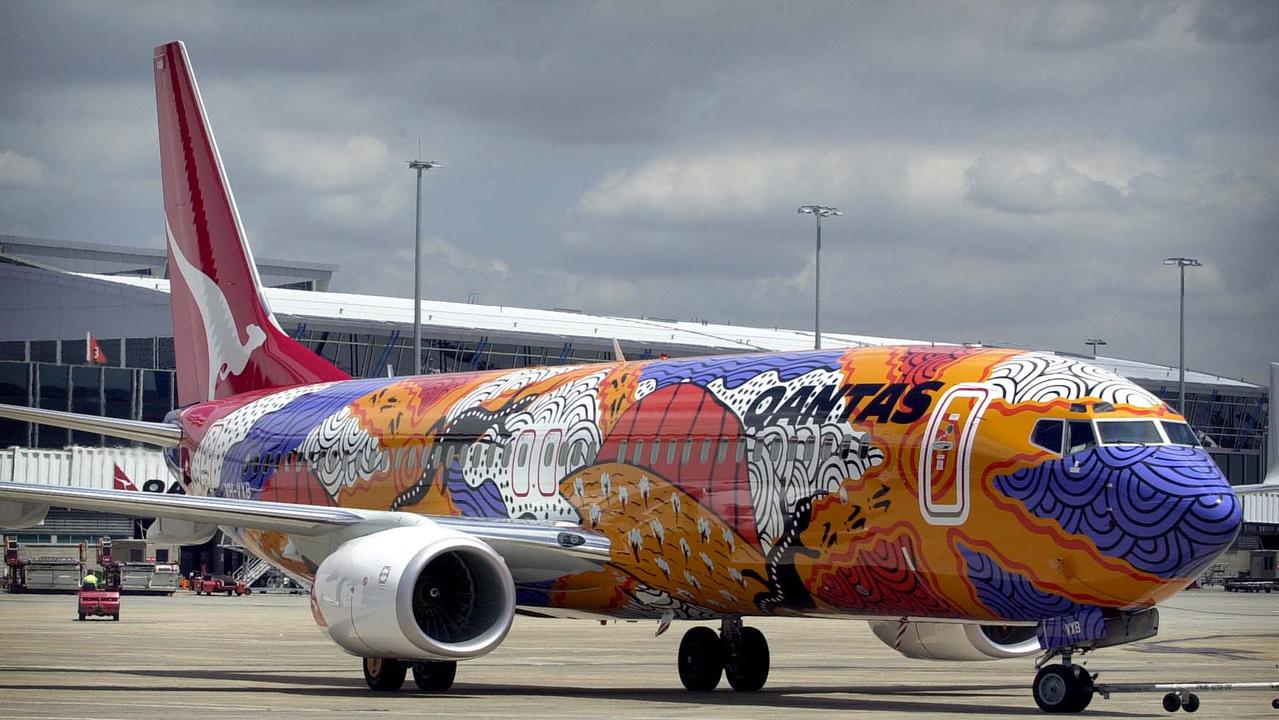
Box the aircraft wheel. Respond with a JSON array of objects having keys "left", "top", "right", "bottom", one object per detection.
[
  {"left": 678, "top": 626, "right": 724, "bottom": 691},
  {"left": 1183, "top": 693, "right": 1200, "bottom": 713},
  {"left": 363, "top": 657, "right": 407, "bottom": 692},
  {"left": 1163, "top": 692, "right": 1182, "bottom": 712},
  {"left": 724, "top": 626, "right": 770, "bottom": 692},
  {"left": 412, "top": 660, "right": 457, "bottom": 692},
  {"left": 77, "top": 612, "right": 85, "bottom": 621},
  {"left": 1033, "top": 664, "right": 1093, "bottom": 713}
]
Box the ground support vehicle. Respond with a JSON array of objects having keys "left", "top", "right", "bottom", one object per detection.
[{"left": 76, "top": 588, "right": 120, "bottom": 621}]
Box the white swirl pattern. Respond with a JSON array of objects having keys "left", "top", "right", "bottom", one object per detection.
[
  {"left": 986, "top": 353, "right": 1160, "bottom": 407},
  {"left": 703, "top": 368, "right": 881, "bottom": 553},
  {"left": 190, "top": 383, "right": 340, "bottom": 497},
  {"left": 296, "top": 406, "right": 390, "bottom": 500}
]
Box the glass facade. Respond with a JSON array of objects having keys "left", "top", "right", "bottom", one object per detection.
[{"left": 0, "top": 359, "right": 175, "bottom": 449}]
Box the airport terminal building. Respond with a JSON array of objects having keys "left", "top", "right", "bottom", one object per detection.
[{"left": 1, "top": 234, "right": 1275, "bottom": 578}]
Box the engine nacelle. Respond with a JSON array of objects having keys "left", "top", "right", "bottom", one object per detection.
[
  {"left": 312, "top": 523, "right": 516, "bottom": 661},
  {"left": 869, "top": 620, "right": 1041, "bottom": 661}
]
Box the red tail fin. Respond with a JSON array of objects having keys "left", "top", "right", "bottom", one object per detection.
[{"left": 153, "top": 42, "right": 348, "bottom": 407}]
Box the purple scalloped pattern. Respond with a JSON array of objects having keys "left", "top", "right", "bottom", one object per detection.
[
  {"left": 959, "top": 542, "right": 1083, "bottom": 621},
  {"left": 639, "top": 350, "right": 845, "bottom": 391},
  {"left": 443, "top": 463, "right": 508, "bottom": 519},
  {"left": 994, "top": 445, "right": 1240, "bottom": 578}
]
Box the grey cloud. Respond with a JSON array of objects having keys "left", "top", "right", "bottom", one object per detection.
[
  {"left": 0, "top": 0, "right": 1274, "bottom": 382},
  {"left": 1192, "top": 0, "right": 1279, "bottom": 43},
  {"left": 964, "top": 154, "right": 1124, "bottom": 215}
]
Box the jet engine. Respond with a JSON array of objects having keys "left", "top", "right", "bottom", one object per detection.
[
  {"left": 869, "top": 620, "right": 1041, "bottom": 661},
  {"left": 311, "top": 524, "right": 516, "bottom": 661}
]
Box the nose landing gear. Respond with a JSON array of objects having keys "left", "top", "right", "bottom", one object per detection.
[
  {"left": 1032, "top": 660, "right": 1095, "bottom": 713},
  {"left": 677, "top": 617, "right": 771, "bottom": 692}
]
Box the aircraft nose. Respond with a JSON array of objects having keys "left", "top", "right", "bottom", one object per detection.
[
  {"left": 995, "top": 444, "right": 1241, "bottom": 580},
  {"left": 1109, "top": 445, "right": 1241, "bottom": 578}
]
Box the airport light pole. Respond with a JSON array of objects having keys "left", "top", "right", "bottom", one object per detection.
[
  {"left": 1085, "top": 337, "right": 1107, "bottom": 357},
  {"left": 1163, "top": 256, "right": 1202, "bottom": 414},
  {"left": 797, "top": 205, "right": 842, "bottom": 350},
  {"left": 408, "top": 159, "right": 441, "bottom": 375}
]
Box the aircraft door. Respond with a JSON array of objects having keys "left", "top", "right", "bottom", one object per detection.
[{"left": 918, "top": 384, "right": 992, "bottom": 526}]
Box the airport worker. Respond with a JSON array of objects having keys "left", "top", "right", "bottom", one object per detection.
[{"left": 81, "top": 571, "right": 99, "bottom": 590}]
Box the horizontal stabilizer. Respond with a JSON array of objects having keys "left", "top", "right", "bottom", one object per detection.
[{"left": 0, "top": 403, "right": 182, "bottom": 447}]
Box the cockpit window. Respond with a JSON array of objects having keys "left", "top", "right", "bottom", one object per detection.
[
  {"left": 1161, "top": 421, "right": 1199, "bottom": 446},
  {"left": 1096, "top": 420, "right": 1162, "bottom": 445},
  {"left": 1030, "top": 419, "right": 1064, "bottom": 454},
  {"left": 1066, "top": 420, "right": 1097, "bottom": 454}
]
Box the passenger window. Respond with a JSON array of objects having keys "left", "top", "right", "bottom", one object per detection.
[
  {"left": 445, "top": 445, "right": 458, "bottom": 467},
  {"left": 569, "top": 441, "right": 585, "bottom": 467},
  {"left": 430, "top": 444, "right": 443, "bottom": 465},
  {"left": 632, "top": 439, "right": 645, "bottom": 465},
  {"left": 498, "top": 445, "right": 510, "bottom": 467},
  {"left": 735, "top": 439, "right": 746, "bottom": 462},
  {"left": 1066, "top": 421, "right": 1097, "bottom": 454},
  {"left": 558, "top": 442, "right": 571, "bottom": 466},
  {"left": 666, "top": 440, "right": 677, "bottom": 464},
  {"left": 517, "top": 444, "right": 529, "bottom": 468},
  {"left": 650, "top": 440, "right": 661, "bottom": 465},
  {"left": 407, "top": 445, "right": 420, "bottom": 469},
  {"left": 1161, "top": 421, "right": 1199, "bottom": 446},
  {"left": 785, "top": 440, "right": 797, "bottom": 465},
  {"left": 485, "top": 444, "right": 497, "bottom": 467},
  {"left": 699, "top": 439, "right": 711, "bottom": 463},
  {"left": 681, "top": 439, "right": 693, "bottom": 464},
  {"left": 617, "top": 440, "right": 629, "bottom": 463},
  {"left": 795, "top": 440, "right": 807, "bottom": 462},
  {"left": 543, "top": 442, "right": 556, "bottom": 466},
  {"left": 1097, "top": 420, "right": 1162, "bottom": 445},
  {"left": 717, "top": 438, "right": 729, "bottom": 463},
  {"left": 1030, "top": 419, "right": 1064, "bottom": 455}
]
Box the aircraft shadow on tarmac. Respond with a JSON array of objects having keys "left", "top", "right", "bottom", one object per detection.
[{"left": 0, "top": 667, "right": 1159, "bottom": 717}]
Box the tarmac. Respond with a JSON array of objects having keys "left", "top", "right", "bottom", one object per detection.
[{"left": 0, "top": 587, "right": 1276, "bottom": 719}]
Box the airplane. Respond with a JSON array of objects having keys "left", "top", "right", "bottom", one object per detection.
[{"left": 0, "top": 41, "right": 1246, "bottom": 714}]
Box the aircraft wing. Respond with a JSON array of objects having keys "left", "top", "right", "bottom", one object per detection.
[{"left": 0, "top": 482, "right": 611, "bottom": 574}]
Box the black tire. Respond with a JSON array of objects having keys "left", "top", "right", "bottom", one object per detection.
[
  {"left": 1033, "top": 664, "right": 1093, "bottom": 713},
  {"left": 412, "top": 661, "right": 457, "bottom": 692},
  {"left": 1162, "top": 692, "right": 1182, "bottom": 712},
  {"left": 78, "top": 612, "right": 85, "bottom": 621},
  {"left": 725, "top": 626, "right": 770, "bottom": 692},
  {"left": 1183, "top": 693, "right": 1200, "bottom": 713},
  {"left": 363, "top": 657, "right": 407, "bottom": 692},
  {"left": 112, "top": 612, "right": 120, "bottom": 622},
  {"left": 678, "top": 626, "right": 724, "bottom": 692}
]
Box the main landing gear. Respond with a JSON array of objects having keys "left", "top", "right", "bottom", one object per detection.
[
  {"left": 362, "top": 657, "right": 458, "bottom": 693},
  {"left": 677, "top": 617, "right": 770, "bottom": 692}
]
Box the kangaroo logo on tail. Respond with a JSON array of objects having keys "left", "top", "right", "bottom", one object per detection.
[{"left": 167, "top": 224, "right": 267, "bottom": 400}]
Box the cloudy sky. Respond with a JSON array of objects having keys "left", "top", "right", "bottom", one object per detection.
[{"left": 0, "top": 1, "right": 1275, "bottom": 383}]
